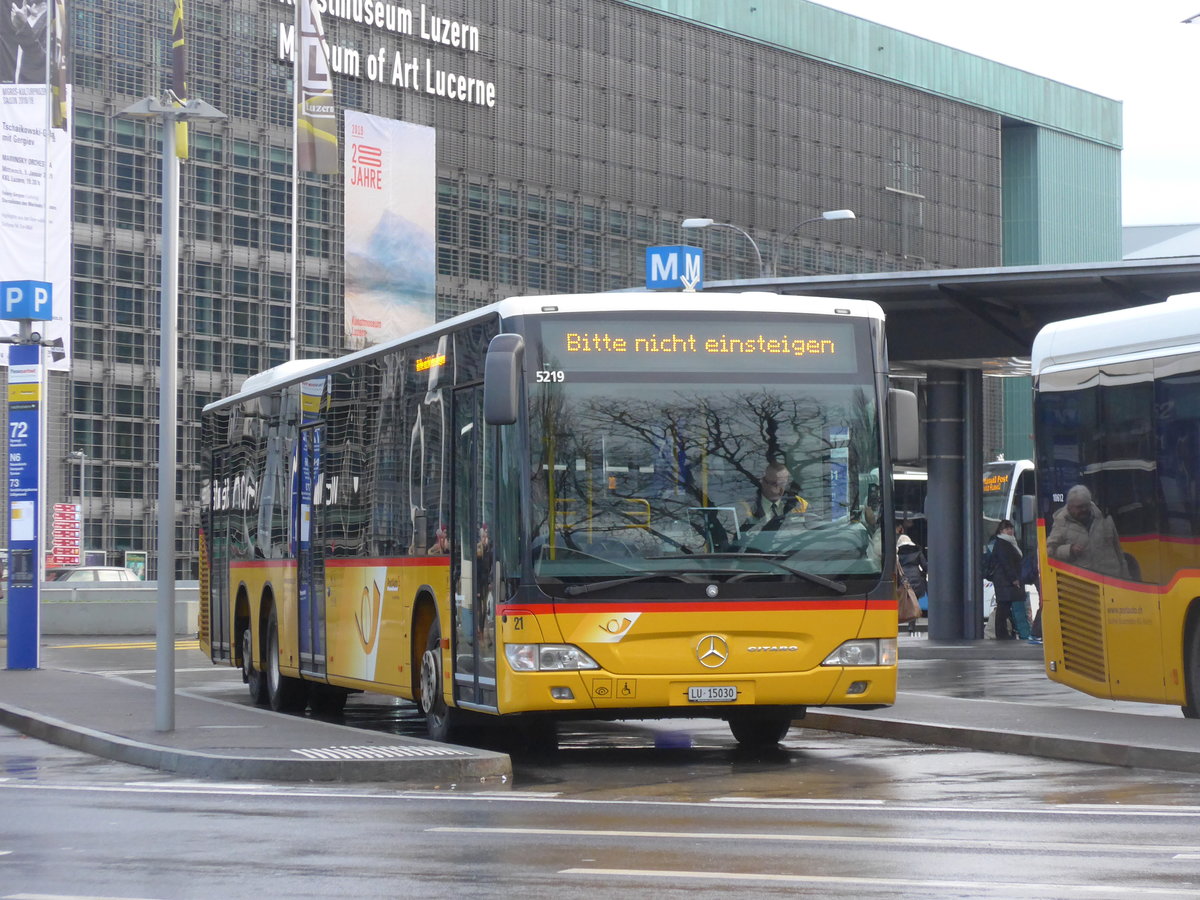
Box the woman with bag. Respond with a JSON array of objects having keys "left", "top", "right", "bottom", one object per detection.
[
  {"left": 989, "top": 519, "right": 1033, "bottom": 640},
  {"left": 896, "top": 523, "right": 927, "bottom": 633}
]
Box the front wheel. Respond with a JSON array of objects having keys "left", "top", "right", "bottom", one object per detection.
[
  {"left": 266, "top": 606, "right": 308, "bottom": 713},
  {"left": 1183, "top": 619, "right": 1200, "bottom": 719},
  {"left": 419, "top": 620, "right": 468, "bottom": 743},
  {"left": 728, "top": 709, "right": 799, "bottom": 748}
]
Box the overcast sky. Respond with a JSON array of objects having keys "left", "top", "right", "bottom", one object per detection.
[{"left": 812, "top": 1, "right": 1200, "bottom": 227}]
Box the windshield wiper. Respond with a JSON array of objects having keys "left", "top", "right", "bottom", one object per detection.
[
  {"left": 647, "top": 553, "right": 847, "bottom": 594},
  {"left": 563, "top": 572, "right": 696, "bottom": 597}
]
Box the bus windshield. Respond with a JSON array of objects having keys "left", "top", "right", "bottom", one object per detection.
[{"left": 527, "top": 314, "right": 882, "bottom": 594}]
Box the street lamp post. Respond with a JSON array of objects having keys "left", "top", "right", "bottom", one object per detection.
[
  {"left": 681, "top": 217, "right": 769, "bottom": 278},
  {"left": 769, "top": 209, "right": 856, "bottom": 277},
  {"left": 117, "top": 93, "right": 225, "bottom": 733},
  {"left": 681, "top": 209, "right": 857, "bottom": 279}
]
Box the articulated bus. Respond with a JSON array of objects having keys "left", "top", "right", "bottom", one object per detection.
[
  {"left": 1032, "top": 293, "right": 1200, "bottom": 717},
  {"left": 200, "top": 292, "right": 918, "bottom": 747}
]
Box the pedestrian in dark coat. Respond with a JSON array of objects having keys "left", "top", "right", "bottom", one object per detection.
[{"left": 989, "top": 519, "right": 1031, "bottom": 640}]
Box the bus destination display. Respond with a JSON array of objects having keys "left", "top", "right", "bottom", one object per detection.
[{"left": 540, "top": 319, "right": 859, "bottom": 373}]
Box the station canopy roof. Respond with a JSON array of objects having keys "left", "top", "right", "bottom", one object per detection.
[{"left": 705, "top": 257, "right": 1200, "bottom": 375}]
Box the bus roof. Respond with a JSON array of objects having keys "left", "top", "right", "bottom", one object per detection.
[
  {"left": 204, "top": 291, "right": 885, "bottom": 413},
  {"left": 1032, "top": 291, "right": 1200, "bottom": 375}
]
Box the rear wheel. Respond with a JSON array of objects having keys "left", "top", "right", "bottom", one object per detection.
[
  {"left": 728, "top": 710, "right": 797, "bottom": 748},
  {"left": 266, "top": 606, "right": 308, "bottom": 713},
  {"left": 1183, "top": 619, "right": 1200, "bottom": 719},
  {"left": 419, "top": 619, "right": 468, "bottom": 742},
  {"left": 241, "top": 623, "right": 267, "bottom": 706}
]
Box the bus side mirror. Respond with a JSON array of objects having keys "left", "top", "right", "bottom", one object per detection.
[
  {"left": 1021, "top": 494, "right": 1036, "bottom": 525},
  {"left": 484, "top": 333, "right": 524, "bottom": 425},
  {"left": 888, "top": 388, "right": 919, "bottom": 461}
]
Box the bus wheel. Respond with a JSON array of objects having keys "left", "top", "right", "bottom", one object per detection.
[
  {"left": 241, "top": 624, "right": 267, "bottom": 706},
  {"left": 1183, "top": 621, "right": 1200, "bottom": 719},
  {"left": 419, "top": 620, "right": 464, "bottom": 743},
  {"left": 728, "top": 710, "right": 796, "bottom": 748},
  {"left": 266, "top": 607, "right": 308, "bottom": 713}
]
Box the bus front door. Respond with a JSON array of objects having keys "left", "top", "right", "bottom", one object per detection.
[
  {"left": 451, "top": 385, "right": 498, "bottom": 711},
  {"left": 297, "top": 424, "right": 327, "bottom": 676}
]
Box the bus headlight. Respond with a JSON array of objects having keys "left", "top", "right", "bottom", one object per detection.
[
  {"left": 505, "top": 643, "right": 600, "bottom": 671},
  {"left": 821, "top": 639, "right": 897, "bottom": 667}
]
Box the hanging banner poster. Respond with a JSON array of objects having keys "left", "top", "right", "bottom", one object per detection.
[
  {"left": 0, "top": 1, "right": 72, "bottom": 371},
  {"left": 343, "top": 110, "right": 435, "bottom": 349}
]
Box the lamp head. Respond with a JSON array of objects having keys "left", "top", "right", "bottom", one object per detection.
[
  {"left": 681, "top": 218, "right": 714, "bottom": 229},
  {"left": 821, "top": 209, "right": 856, "bottom": 221}
]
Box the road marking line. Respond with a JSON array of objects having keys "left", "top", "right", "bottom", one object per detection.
[
  {"left": 94, "top": 667, "right": 216, "bottom": 676},
  {"left": 559, "top": 867, "right": 1200, "bottom": 896},
  {"left": 47, "top": 641, "right": 200, "bottom": 650},
  {"left": 712, "top": 795, "right": 885, "bottom": 805},
  {"left": 430, "top": 826, "right": 1197, "bottom": 856},
  {"left": 4, "top": 894, "right": 166, "bottom": 900}
]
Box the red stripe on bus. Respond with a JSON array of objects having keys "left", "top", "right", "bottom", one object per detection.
[
  {"left": 324, "top": 557, "right": 450, "bottom": 567},
  {"left": 230, "top": 557, "right": 448, "bottom": 570},
  {"left": 499, "top": 599, "right": 884, "bottom": 616}
]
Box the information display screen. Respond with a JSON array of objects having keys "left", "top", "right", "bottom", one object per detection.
[{"left": 538, "top": 316, "right": 861, "bottom": 375}]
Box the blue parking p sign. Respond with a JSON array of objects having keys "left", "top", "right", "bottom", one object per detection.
[
  {"left": 1, "top": 280, "right": 53, "bottom": 321},
  {"left": 645, "top": 246, "right": 703, "bottom": 290}
]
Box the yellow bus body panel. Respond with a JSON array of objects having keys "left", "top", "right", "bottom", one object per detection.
[
  {"left": 1041, "top": 522, "right": 1193, "bottom": 707},
  {"left": 323, "top": 558, "right": 449, "bottom": 693},
  {"left": 495, "top": 602, "right": 896, "bottom": 714}
]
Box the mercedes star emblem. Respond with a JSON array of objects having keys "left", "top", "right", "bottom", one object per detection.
[{"left": 696, "top": 634, "right": 729, "bottom": 668}]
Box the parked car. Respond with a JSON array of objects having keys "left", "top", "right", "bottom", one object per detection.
[{"left": 44, "top": 566, "right": 140, "bottom": 583}]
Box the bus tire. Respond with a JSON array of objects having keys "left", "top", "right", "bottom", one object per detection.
[
  {"left": 1183, "top": 619, "right": 1200, "bottom": 720},
  {"left": 241, "top": 623, "right": 267, "bottom": 706},
  {"left": 266, "top": 606, "right": 308, "bottom": 713},
  {"left": 419, "top": 620, "right": 466, "bottom": 743},
  {"left": 727, "top": 709, "right": 797, "bottom": 748}
]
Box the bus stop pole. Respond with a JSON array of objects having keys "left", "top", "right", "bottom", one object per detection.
[
  {"left": 154, "top": 113, "right": 180, "bottom": 733},
  {"left": 120, "top": 95, "right": 225, "bottom": 733}
]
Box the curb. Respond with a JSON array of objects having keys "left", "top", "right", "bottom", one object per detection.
[
  {"left": 0, "top": 702, "right": 513, "bottom": 786},
  {"left": 800, "top": 709, "right": 1200, "bottom": 775}
]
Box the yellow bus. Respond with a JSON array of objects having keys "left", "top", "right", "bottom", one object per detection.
[
  {"left": 1032, "top": 293, "right": 1200, "bottom": 717},
  {"left": 200, "top": 292, "right": 917, "bottom": 747}
]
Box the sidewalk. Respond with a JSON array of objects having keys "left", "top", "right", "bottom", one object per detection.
[
  {"left": 801, "top": 635, "right": 1200, "bottom": 774},
  {"left": 2, "top": 635, "right": 1198, "bottom": 780},
  {"left": 0, "top": 657, "right": 512, "bottom": 786}
]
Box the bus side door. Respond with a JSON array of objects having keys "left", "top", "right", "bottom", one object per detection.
[
  {"left": 205, "top": 447, "right": 233, "bottom": 662},
  {"left": 451, "top": 384, "right": 498, "bottom": 710},
  {"left": 297, "top": 423, "right": 327, "bottom": 676}
]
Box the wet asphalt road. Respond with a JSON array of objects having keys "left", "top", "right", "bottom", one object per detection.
[{"left": 4, "top": 639, "right": 1200, "bottom": 897}]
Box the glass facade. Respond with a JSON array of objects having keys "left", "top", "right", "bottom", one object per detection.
[{"left": 25, "top": 0, "right": 1027, "bottom": 578}]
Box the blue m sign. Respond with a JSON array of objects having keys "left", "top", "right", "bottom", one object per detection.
[{"left": 645, "top": 246, "right": 703, "bottom": 291}]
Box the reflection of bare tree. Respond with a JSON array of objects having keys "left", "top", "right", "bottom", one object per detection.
[{"left": 531, "top": 386, "right": 876, "bottom": 528}]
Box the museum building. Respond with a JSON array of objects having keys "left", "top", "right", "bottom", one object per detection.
[{"left": 37, "top": 0, "right": 1121, "bottom": 577}]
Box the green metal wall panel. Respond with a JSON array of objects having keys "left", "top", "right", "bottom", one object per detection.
[
  {"left": 622, "top": 0, "right": 1122, "bottom": 148},
  {"left": 1002, "top": 377, "right": 1034, "bottom": 462},
  {"left": 1002, "top": 126, "right": 1121, "bottom": 265}
]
